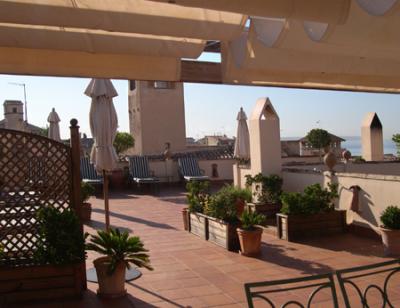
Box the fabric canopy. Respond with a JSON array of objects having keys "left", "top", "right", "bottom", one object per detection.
[
  {"left": 0, "top": 0, "right": 400, "bottom": 92},
  {"left": 0, "top": 23, "right": 205, "bottom": 58},
  {"left": 234, "top": 108, "right": 250, "bottom": 160},
  {"left": 47, "top": 107, "right": 61, "bottom": 142},
  {"left": 85, "top": 79, "right": 119, "bottom": 173},
  {"left": 0, "top": 0, "right": 246, "bottom": 41},
  {"left": 149, "top": 0, "right": 351, "bottom": 24}
]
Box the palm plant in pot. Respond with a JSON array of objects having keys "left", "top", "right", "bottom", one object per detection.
[
  {"left": 86, "top": 228, "right": 153, "bottom": 298},
  {"left": 237, "top": 210, "right": 265, "bottom": 257},
  {"left": 380, "top": 205, "right": 400, "bottom": 256}
]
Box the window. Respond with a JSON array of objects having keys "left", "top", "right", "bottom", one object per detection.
[{"left": 12, "top": 107, "right": 17, "bottom": 113}]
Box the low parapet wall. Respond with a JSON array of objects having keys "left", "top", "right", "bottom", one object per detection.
[{"left": 282, "top": 168, "right": 400, "bottom": 234}]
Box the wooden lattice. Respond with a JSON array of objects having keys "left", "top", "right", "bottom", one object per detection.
[{"left": 0, "top": 128, "right": 73, "bottom": 267}]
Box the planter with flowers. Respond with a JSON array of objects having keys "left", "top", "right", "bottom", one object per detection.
[{"left": 380, "top": 205, "right": 400, "bottom": 256}]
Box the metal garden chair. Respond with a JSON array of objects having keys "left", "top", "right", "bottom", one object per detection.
[
  {"left": 336, "top": 259, "right": 400, "bottom": 308},
  {"left": 244, "top": 273, "right": 339, "bottom": 308}
]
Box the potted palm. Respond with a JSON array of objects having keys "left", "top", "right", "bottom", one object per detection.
[
  {"left": 81, "top": 181, "right": 95, "bottom": 222},
  {"left": 86, "top": 228, "right": 153, "bottom": 298},
  {"left": 380, "top": 205, "right": 400, "bottom": 256},
  {"left": 237, "top": 210, "right": 265, "bottom": 257}
]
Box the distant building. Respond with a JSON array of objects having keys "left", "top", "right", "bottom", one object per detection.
[
  {"left": 0, "top": 100, "right": 42, "bottom": 134},
  {"left": 186, "top": 137, "right": 197, "bottom": 145},
  {"left": 281, "top": 133, "right": 345, "bottom": 157},
  {"left": 197, "top": 135, "right": 235, "bottom": 147}
]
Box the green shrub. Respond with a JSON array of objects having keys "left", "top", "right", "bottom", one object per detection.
[
  {"left": 34, "top": 207, "right": 86, "bottom": 265},
  {"left": 380, "top": 206, "right": 400, "bottom": 230},
  {"left": 280, "top": 183, "right": 338, "bottom": 215},
  {"left": 245, "top": 173, "right": 283, "bottom": 204},
  {"left": 86, "top": 228, "right": 152, "bottom": 275},
  {"left": 186, "top": 180, "right": 210, "bottom": 213},
  {"left": 240, "top": 210, "right": 265, "bottom": 231},
  {"left": 113, "top": 132, "right": 135, "bottom": 155},
  {"left": 81, "top": 181, "right": 95, "bottom": 203},
  {"left": 204, "top": 185, "right": 251, "bottom": 222},
  {"left": 0, "top": 243, "right": 4, "bottom": 258}
]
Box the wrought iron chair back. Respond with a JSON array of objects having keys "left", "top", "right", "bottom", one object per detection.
[
  {"left": 336, "top": 259, "right": 400, "bottom": 308},
  {"left": 245, "top": 273, "right": 339, "bottom": 308}
]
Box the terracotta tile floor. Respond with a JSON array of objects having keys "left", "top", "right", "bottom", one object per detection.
[{"left": 16, "top": 186, "right": 398, "bottom": 307}]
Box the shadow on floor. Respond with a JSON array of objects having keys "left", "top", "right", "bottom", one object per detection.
[
  {"left": 86, "top": 219, "right": 133, "bottom": 233},
  {"left": 127, "top": 282, "right": 187, "bottom": 308},
  {"left": 297, "top": 233, "right": 384, "bottom": 258},
  {"left": 258, "top": 242, "right": 334, "bottom": 275},
  {"left": 92, "top": 208, "right": 177, "bottom": 230}
]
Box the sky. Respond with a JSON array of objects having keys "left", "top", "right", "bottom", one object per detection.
[{"left": 0, "top": 55, "right": 399, "bottom": 140}]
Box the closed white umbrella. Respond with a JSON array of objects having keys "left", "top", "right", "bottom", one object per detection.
[
  {"left": 84, "top": 78, "right": 118, "bottom": 230},
  {"left": 47, "top": 107, "right": 61, "bottom": 141},
  {"left": 234, "top": 107, "right": 250, "bottom": 162}
]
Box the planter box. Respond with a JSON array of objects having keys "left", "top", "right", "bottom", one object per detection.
[
  {"left": 207, "top": 217, "right": 240, "bottom": 251},
  {"left": 189, "top": 212, "right": 208, "bottom": 240},
  {"left": 247, "top": 202, "right": 282, "bottom": 218},
  {"left": 277, "top": 210, "right": 347, "bottom": 242},
  {"left": 0, "top": 263, "right": 86, "bottom": 304}
]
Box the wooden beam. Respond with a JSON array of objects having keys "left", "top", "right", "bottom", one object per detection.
[{"left": 180, "top": 60, "right": 222, "bottom": 84}]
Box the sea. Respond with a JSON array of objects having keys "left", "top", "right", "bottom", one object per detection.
[
  {"left": 341, "top": 136, "right": 397, "bottom": 156},
  {"left": 282, "top": 136, "right": 398, "bottom": 156}
]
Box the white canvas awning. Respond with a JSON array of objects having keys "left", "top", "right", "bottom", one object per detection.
[
  {"left": 0, "top": 0, "right": 246, "bottom": 41},
  {"left": 150, "top": 0, "right": 351, "bottom": 24},
  {"left": 1, "top": 0, "right": 400, "bottom": 92}
]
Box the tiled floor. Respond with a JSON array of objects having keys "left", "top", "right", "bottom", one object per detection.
[{"left": 14, "top": 187, "right": 399, "bottom": 307}]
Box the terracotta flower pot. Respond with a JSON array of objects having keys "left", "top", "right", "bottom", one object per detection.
[
  {"left": 110, "top": 169, "right": 125, "bottom": 190},
  {"left": 81, "top": 202, "right": 92, "bottom": 222},
  {"left": 182, "top": 208, "right": 189, "bottom": 231},
  {"left": 380, "top": 227, "right": 400, "bottom": 256},
  {"left": 237, "top": 227, "right": 263, "bottom": 257},
  {"left": 93, "top": 257, "right": 126, "bottom": 298}
]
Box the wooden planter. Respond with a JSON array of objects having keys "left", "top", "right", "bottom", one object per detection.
[
  {"left": 277, "top": 210, "right": 347, "bottom": 242},
  {"left": 208, "top": 217, "right": 240, "bottom": 251},
  {"left": 247, "top": 202, "right": 282, "bottom": 218},
  {"left": 0, "top": 263, "right": 86, "bottom": 304},
  {"left": 189, "top": 212, "right": 208, "bottom": 240}
]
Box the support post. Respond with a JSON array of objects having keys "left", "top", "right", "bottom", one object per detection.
[
  {"left": 69, "top": 119, "right": 87, "bottom": 290},
  {"left": 70, "top": 119, "right": 82, "bottom": 216}
]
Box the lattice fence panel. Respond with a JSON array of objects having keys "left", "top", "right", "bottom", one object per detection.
[{"left": 0, "top": 129, "right": 72, "bottom": 267}]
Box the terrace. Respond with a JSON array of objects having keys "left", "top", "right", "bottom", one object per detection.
[{"left": 19, "top": 187, "right": 398, "bottom": 308}]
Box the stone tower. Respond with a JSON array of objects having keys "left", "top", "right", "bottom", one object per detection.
[
  {"left": 128, "top": 81, "right": 186, "bottom": 155},
  {"left": 249, "top": 97, "right": 282, "bottom": 175},
  {"left": 3, "top": 100, "right": 25, "bottom": 131},
  {"left": 361, "top": 112, "right": 384, "bottom": 161}
]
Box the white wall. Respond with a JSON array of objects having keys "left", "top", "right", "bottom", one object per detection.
[{"left": 282, "top": 169, "right": 400, "bottom": 232}]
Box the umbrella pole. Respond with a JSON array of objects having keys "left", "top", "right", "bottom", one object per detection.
[{"left": 103, "top": 170, "right": 110, "bottom": 231}]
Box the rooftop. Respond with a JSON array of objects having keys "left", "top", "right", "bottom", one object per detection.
[{"left": 33, "top": 187, "right": 398, "bottom": 307}]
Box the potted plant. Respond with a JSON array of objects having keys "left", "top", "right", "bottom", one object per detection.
[
  {"left": 111, "top": 132, "right": 134, "bottom": 189},
  {"left": 86, "top": 228, "right": 153, "bottom": 298},
  {"left": 245, "top": 173, "right": 283, "bottom": 219},
  {"left": 81, "top": 181, "right": 95, "bottom": 222},
  {"left": 186, "top": 181, "right": 210, "bottom": 238},
  {"left": 237, "top": 210, "right": 265, "bottom": 257},
  {"left": 1, "top": 207, "right": 86, "bottom": 303},
  {"left": 380, "top": 205, "right": 400, "bottom": 256},
  {"left": 277, "top": 183, "right": 346, "bottom": 241}
]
